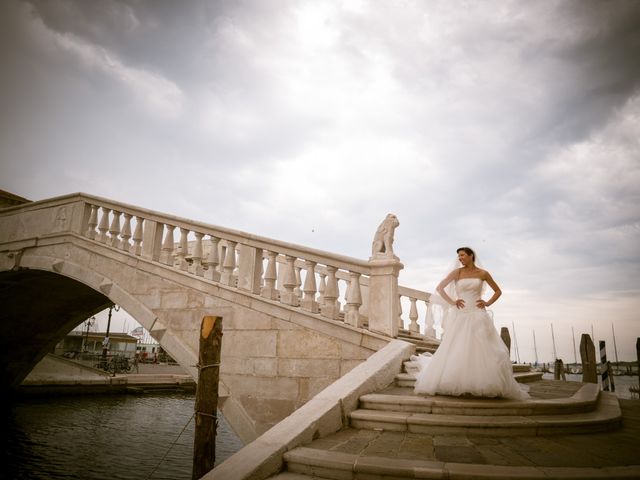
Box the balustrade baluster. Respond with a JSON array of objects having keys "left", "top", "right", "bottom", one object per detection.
[
  {"left": 261, "top": 251, "right": 279, "bottom": 300},
  {"left": 280, "top": 255, "right": 300, "bottom": 306},
  {"left": 318, "top": 272, "right": 327, "bottom": 306},
  {"left": 120, "top": 213, "right": 132, "bottom": 251},
  {"left": 409, "top": 297, "right": 420, "bottom": 334},
  {"left": 191, "top": 232, "right": 204, "bottom": 276},
  {"left": 86, "top": 205, "right": 98, "bottom": 240},
  {"left": 98, "top": 207, "right": 110, "bottom": 243},
  {"left": 221, "top": 240, "right": 237, "bottom": 286},
  {"left": 294, "top": 265, "right": 302, "bottom": 297},
  {"left": 424, "top": 302, "right": 436, "bottom": 338},
  {"left": 108, "top": 211, "right": 121, "bottom": 247},
  {"left": 301, "top": 260, "right": 319, "bottom": 313},
  {"left": 205, "top": 236, "right": 220, "bottom": 281},
  {"left": 321, "top": 266, "right": 340, "bottom": 319},
  {"left": 131, "top": 217, "right": 144, "bottom": 255},
  {"left": 219, "top": 245, "right": 227, "bottom": 275},
  {"left": 160, "top": 224, "right": 176, "bottom": 265},
  {"left": 177, "top": 228, "right": 189, "bottom": 271},
  {"left": 345, "top": 271, "right": 363, "bottom": 327}
]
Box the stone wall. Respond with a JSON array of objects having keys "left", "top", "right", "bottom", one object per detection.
[{"left": 3, "top": 235, "right": 388, "bottom": 443}]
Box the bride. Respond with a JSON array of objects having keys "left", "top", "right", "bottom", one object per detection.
[{"left": 413, "top": 247, "right": 529, "bottom": 400}]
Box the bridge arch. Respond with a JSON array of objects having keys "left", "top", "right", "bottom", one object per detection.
[{"left": 0, "top": 251, "right": 197, "bottom": 386}]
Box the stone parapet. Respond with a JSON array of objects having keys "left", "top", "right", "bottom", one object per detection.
[{"left": 206, "top": 340, "right": 414, "bottom": 480}]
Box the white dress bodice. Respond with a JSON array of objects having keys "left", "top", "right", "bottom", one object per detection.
[{"left": 455, "top": 278, "right": 483, "bottom": 311}]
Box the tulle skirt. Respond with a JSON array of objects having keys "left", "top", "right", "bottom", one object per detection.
[{"left": 413, "top": 307, "right": 529, "bottom": 400}]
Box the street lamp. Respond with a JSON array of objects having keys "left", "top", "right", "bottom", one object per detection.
[
  {"left": 82, "top": 316, "right": 95, "bottom": 352},
  {"left": 101, "top": 304, "right": 120, "bottom": 362}
]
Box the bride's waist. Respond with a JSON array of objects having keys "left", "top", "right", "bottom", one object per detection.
[{"left": 455, "top": 298, "right": 482, "bottom": 311}]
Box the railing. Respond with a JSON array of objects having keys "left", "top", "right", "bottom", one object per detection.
[{"left": 2, "top": 193, "right": 438, "bottom": 339}]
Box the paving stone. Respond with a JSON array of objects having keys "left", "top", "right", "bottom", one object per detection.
[
  {"left": 331, "top": 430, "right": 381, "bottom": 455},
  {"left": 363, "top": 431, "right": 405, "bottom": 457},
  {"left": 433, "top": 436, "right": 473, "bottom": 447},
  {"left": 434, "top": 445, "right": 485, "bottom": 464},
  {"left": 396, "top": 433, "right": 435, "bottom": 461},
  {"left": 509, "top": 437, "right": 615, "bottom": 468},
  {"left": 474, "top": 445, "right": 534, "bottom": 466}
]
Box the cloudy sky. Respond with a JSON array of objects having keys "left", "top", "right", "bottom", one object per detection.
[{"left": 2, "top": 0, "right": 639, "bottom": 363}]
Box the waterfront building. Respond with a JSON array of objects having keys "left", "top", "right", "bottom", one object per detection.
[{"left": 54, "top": 331, "right": 138, "bottom": 358}]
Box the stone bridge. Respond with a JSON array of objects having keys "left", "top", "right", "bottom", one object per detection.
[{"left": 0, "top": 193, "right": 439, "bottom": 442}]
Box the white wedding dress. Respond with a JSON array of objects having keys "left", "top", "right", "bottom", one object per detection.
[{"left": 413, "top": 278, "right": 529, "bottom": 400}]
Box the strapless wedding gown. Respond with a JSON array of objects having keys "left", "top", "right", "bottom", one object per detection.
[{"left": 413, "top": 278, "right": 529, "bottom": 400}]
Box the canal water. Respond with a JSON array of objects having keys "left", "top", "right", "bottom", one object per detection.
[
  {"left": 2, "top": 392, "right": 244, "bottom": 480},
  {"left": 4, "top": 375, "right": 638, "bottom": 479}
]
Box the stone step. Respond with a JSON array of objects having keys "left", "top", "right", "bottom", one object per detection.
[
  {"left": 359, "top": 382, "right": 600, "bottom": 416},
  {"left": 349, "top": 391, "right": 621, "bottom": 436},
  {"left": 512, "top": 363, "right": 533, "bottom": 372},
  {"left": 403, "top": 360, "right": 532, "bottom": 374},
  {"left": 283, "top": 442, "right": 640, "bottom": 480},
  {"left": 395, "top": 370, "right": 543, "bottom": 387}
]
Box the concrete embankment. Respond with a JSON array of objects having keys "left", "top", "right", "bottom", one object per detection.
[{"left": 18, "top": 354, "right": 195, "bottom": 395}]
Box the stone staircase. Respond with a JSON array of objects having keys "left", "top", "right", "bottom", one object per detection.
[
  {"left": 396, "top": 329, "right": 440, "bottom": 354},
  {"left": 277, "top": 358, "right": 627, "bottom": 479}
]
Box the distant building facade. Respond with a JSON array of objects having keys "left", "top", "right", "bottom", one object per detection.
[{"left": 55, "top": 331, "right": 138, "bottom": 358}]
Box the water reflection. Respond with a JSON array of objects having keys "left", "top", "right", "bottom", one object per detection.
[{"left": 3, "top": 392, "right": 243, "bottom": 480}]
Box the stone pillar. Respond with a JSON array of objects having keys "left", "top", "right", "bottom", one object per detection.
[
  {"left": 367, "top": 257, "right": 403, "bottom": 337},
  {"left": 141, "top": 220, "right": 163, "bottom": 262},
  {"left": 500, "top": 327, "right": 511, "bottom": 354},
  {"left": 237, "top": 244, "right": 263, "bottom": 294},
  {"left": 580, "top": 333, "right": 597, "bottom": 384}
]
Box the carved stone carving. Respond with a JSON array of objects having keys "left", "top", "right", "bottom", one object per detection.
[{"left": 371, "top": 214, "right": 399, "bottom": 258}]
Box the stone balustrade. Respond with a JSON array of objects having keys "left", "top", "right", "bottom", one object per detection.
[{"left": 77, "top": 196, "right": 435, "bottom": 339}]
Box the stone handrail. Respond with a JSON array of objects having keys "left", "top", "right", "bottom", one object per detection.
[{"left": 1, "top": 192, "right": 436, "bottom": 338}]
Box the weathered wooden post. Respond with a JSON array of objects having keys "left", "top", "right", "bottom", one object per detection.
[
  {"left": 192, "top": 316, "right": 223, "bottom": 480},
  {"left": 554, "top": 359, "right": 566, "bottom": 381},
  {"left": 580, "top": 334, "right": 597, "bottom": 383},
  {"left": 500, "top": 327, "right": 511, "bottom": 354},
  {"left": 637, "top": 338, "right": 640, "bottom": 391},
  {"left": 599, "top": 340, "right": 613, "bottom": 392}
]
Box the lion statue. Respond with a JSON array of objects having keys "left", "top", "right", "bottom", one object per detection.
[{"left": 371, "top": 214, "right": 399, "bottom": 257}]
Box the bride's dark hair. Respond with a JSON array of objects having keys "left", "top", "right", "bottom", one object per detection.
[{"left": 456, "top": 247, "right": 475, "bottom": 261}]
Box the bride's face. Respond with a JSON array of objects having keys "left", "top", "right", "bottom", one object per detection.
[{"left": 458, "top": 250, "right": 473, "bottom": 266}]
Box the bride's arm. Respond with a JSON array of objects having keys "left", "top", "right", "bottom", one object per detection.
[
  {"left": 436, "top": 270, "right": 461, "bottom": 307},
  {"left": 478, "top": 270, "right": 502, "bottom": 307}
]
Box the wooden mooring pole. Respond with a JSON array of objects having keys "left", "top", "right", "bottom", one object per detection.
[
  {"left": 636, "top": 337, "right": 640, "bottom": 391},
  {"left": 192, "top": 316, "right": 223, "bottom": 480},
  {"left": 580, "top": 334, "right": 597, "bottom": 384}
]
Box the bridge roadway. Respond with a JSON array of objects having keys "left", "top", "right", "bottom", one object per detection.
[{"left": 0, "top": 193, "right": 438, "bottom": 444}]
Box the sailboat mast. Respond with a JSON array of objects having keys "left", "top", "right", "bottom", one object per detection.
[
  {"left": 533, "top": 330, "right": 539, "bottom": 364},
  {"left": 512, "top": 321, "right": 521, "bottom": 364},
  {"left": 551, "top": 323, "right": 558, "bottom": 360},
  {"left": 612, "top": 323, "right": 620, "bottom": 364},
  {"left": 571, "top": 326, "right": 577, "bottom": 364}
]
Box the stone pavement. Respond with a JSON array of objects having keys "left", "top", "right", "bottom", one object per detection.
[
  {"left": 295, "top": 399, "right": 639, "bottom": 467},
  {"left": 279, "top": 381, "right": 640, "bottom": 479}
]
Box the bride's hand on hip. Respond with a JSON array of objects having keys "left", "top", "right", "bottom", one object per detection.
[
  {"left": 454, "top": 299, "right": 465, "bottom": 309},
  {"left": 476, "top": 299, "right": 487, "bottom": 309}
]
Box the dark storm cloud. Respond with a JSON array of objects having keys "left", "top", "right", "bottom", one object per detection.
[{"left": 1, "top": 0, "right": 639, "bottom": 359}]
